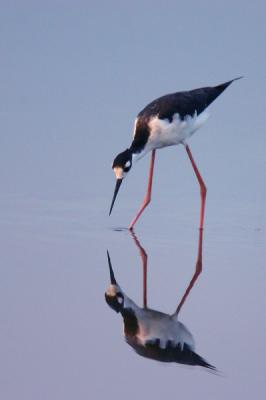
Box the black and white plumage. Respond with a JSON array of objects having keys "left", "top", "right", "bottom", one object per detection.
[
  {"left": 105, "top": 251, "right": 215, "bottom": 369},
  {"left": 109, "top": 78, "right": 241, "bottom": 227},
  {"left": 130, "top": 79, "right": 234, "bottom": 155}
]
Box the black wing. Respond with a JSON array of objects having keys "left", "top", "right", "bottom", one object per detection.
[
  {"left": 138, "top": 78, "right": 240, "bottom": 121},
  {"left": 127, "top": 339, "right": 216, "bottom": 369}
]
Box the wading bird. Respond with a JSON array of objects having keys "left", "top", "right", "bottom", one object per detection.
[
  {"left": 105, "top": 241, "right": 215, "bottom": 369},
  {"left": 109, "top": 78, "right": 241, "bottom": 230}
]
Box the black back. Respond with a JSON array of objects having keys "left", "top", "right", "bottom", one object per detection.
[
  {"left": 126, "top": 338, "right": 215, "bottom": 369},
  {"left": 138, "top": 79, "right": 237, "bottom": 121},
  {"left": 130, "top": 78, "right": 240, "bottom": 153}
]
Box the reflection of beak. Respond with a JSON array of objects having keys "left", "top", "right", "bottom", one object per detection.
[
  {"left": 109, "top": 178, "right": 122, "bottom": 216},
  {"left": 107, "top": 250, "right": 117, "bottom": 284}
]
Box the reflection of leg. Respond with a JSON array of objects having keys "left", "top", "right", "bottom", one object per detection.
[
  {"left": 129, "top": 150, "right": 156, "bottom": 230},
  {"left": 174, "top": 228, "right": 203, "bottom": 316},
  {"left": 130, "top": 230, "right": 148, "bottom": 309},
  {"left": 185, "top": 145, "right": 207, "bottom": 230}
]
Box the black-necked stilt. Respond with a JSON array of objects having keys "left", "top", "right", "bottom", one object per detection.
[
  {"left": 105, "top": 249, "right": 215, "bottom": 369},
  {"left": 109, "top": 78, "right": 242, "bottom": 230}
]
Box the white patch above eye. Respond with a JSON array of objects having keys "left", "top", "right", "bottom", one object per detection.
[
  {"left": 106, "top": 286, "right": 117, "bottom": 296},
  {"left": 125, "top": 161, "right": 131, "bottom": 168},
  {"left": 113, "top": 167, "right": 125, "bottom": 179}
]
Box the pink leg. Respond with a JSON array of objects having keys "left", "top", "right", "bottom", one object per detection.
[
  {"left": 185, "top": 145, "right": 207, "bottom": 230},
  {"left": 130, "top": 230, "right": 148, "bottom": 308},
  {"left": 173, "top": 146, "right": 206, "bottom": 316},
  {"left": 129, "top": 150, "right": 156, "bottom": 230},
  {"left": 174, "top": 228, "right": 203, "bottom": 316}
]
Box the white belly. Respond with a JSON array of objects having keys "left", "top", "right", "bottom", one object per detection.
[
  {"left": 147, "top": 111, "right": 209, "bottom": 151},
  {"left": 135, "top": 311, "right": 195, "bottom": 350}
]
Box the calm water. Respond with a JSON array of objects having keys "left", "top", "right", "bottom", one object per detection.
[
  {"left": 0, "top": 2, "right": 266, "bottom": 399},
  {"left": 0, "top": 180, "right": 265, "bottom": 399}
]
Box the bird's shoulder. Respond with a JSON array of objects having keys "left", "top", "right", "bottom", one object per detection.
[
  {"left": 137, "top": 87, "right": 212, "bottom": 121},
  {"left": 137, "top": 79, "right": 236, "bottom": 122},
  {"left": 130, "top": 90, "right": 197, "bottom": 152}
]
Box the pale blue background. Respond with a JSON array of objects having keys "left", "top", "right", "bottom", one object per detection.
[{"left": 0, "top": 1, "right": 265, "bottom": 399}]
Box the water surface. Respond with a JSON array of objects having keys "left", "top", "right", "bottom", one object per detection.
[{"left": 0, "top": 2, "right": 265, "bottom": 399}]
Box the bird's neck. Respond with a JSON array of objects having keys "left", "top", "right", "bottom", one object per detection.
[
  {"left": 131, "top": 148, "right": 147, "bottom": 163},
  {"left": 123, "top": 294, "right": 139, "bottom": 311}
]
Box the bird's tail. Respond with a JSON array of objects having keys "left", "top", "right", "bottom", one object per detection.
[
  {"left": 215, "top": 76, "right": 243, "bottom": 91},
  {"left": 202, "top": 76, "right": 243, "bottom": 109}
]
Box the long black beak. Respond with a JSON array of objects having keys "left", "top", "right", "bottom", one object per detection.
[
  {"left": 109, "top": 178, "right": 122, "bottom": 216},
  {"left": 107, "top": 250, "right": 117, "bottom": 285}
]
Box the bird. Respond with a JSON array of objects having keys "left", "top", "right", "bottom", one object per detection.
[
  {"left": 105, "top": 250, "right": 215, "bottom": 369},
  {"left": 109, "top": 77, "right": 242, "bottom": 230}
]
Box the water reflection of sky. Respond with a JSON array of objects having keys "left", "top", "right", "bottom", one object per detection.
[{"left": 0, "top": 2, "right": 266, "bottom": 399}]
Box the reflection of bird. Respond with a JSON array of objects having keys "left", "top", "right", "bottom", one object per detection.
[
  {"left": 109, "top": 78, "right": 241, "bottom": 230},
  {"left": 105, "top": 251, "right": 215, "bottom": 370}
]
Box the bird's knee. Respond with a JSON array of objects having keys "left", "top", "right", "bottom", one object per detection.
[
  {"left": 144, "top": 196, "right": 151, "bottom": 206},
  {"left": 201, "top": 183, "right": 207, "bottom": 197}
]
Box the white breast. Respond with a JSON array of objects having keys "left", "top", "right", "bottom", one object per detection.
[
  {"left": 135, "top": 309, "right": 195, "bottom": 350},
  {"left": 147, "top": 111, "right": 209, "bottom": 151}
]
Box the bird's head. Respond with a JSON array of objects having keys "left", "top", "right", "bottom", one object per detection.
[
  {"left": 109, "top": 148, "right": 132, "bottom": 215},
  {"left": 105, "top": 251, "right": 125, "bottom": 313}
]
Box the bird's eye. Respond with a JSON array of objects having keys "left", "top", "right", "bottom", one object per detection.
[
  {"left": 116, "top": 293, "right": 124, "bottom": 304},
  {"left": 123, "top": 160, "right": 131, "bottom": 172}
]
